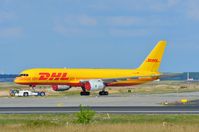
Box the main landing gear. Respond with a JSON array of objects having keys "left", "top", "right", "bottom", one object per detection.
[
  {"left": 80, "top": 91, "right": 90, "bottom": 96},
  {"left": 80, "top": 87, "right": 90, "bottom": 96},
  {"left": 99, "top": 91, "right": 109, "bottom": 96},
  {"left": 80, "top": 87, "right": 109, "bottom": 96},
  {"left": 99, "top": 87, "right": 109, "bottom": 96},
  {"left": 80, "top": 90, "right": 109, "bottom": 96}
]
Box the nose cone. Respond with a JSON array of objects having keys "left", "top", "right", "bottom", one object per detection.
[
  {"left": 14, "top": 77, "right": 18, "bottom": 84},
  {"left": 14, "top": 77, "right": 20, "bottom": 84}
]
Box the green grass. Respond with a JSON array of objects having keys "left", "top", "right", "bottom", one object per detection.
[
  {"left": 1, "top": 114, "right": 199, "bottom": 132},
  {"left": 0, "top": 114, "right": 70, "bottom": 127},
  {"left": 0, "top": 114, "right": 199, "bottom": 126}
]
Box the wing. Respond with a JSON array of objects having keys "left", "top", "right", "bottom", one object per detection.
[
  {"left": 80, "top": 72, "right": 183, "bottom": 85},
  {"left": 101, "top": 75, "right": 159, "bottom": 85},
  {"left": 102, "top": 72, "right": 183, "bottom": 84}
]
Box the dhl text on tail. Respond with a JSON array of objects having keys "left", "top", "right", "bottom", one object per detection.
[{"left": 14, "top": 40, "right": 166, "bottom": 96}]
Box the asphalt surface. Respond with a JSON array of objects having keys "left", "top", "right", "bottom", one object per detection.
[
  {"left": 1, "top": 92, "right": 199, "bottom": 114},
  {"left": 1, "top": 92, "right": 199, "bottom": 107},
  {"left": 1, "top": 106, "right": 199, "bottom": 114}
]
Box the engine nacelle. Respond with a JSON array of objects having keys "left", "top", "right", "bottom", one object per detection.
[
  {"left": 52, "top": 85, "right": 71, "bottom": 91},
  {"left": 84, "top": 79, "right": 105, "bottom": 91}
]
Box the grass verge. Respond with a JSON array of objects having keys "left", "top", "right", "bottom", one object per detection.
[{"left": 0, "top": 114, "right": 199, "bottom": 132}]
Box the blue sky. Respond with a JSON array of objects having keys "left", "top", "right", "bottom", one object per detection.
[{"left": 0, "top": 0, "right": 199, "bottom": 73}]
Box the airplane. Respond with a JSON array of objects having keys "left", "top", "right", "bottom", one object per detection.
[{"left": 14, "top": 40, "right": 166, "bottom": 96}]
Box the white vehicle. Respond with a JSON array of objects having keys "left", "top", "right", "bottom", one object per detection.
[{"left": 10, "top": 89, "right": 45, "bottom": 97}]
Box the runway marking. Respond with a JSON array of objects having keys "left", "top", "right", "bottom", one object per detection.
[{"left": 56, "top": 103, "right": 64, "bottom": 107}]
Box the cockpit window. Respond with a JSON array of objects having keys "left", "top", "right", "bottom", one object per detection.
[{"left": 18, "top": 74, "right": 29, "bottom": 77}]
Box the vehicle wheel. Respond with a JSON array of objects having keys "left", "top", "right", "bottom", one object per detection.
[
  {"left": 23, "top": 92, "right": 29, "bottom": 97},
  {"left": 80, "top": 91, "right": 90, "bottom": 96},
  {"left": 40, "top": 92, "right": 45, "bottom": 96}
]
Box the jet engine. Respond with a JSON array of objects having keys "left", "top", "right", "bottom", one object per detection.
[
  {"left": 84, "top": 79, "right": 105, "bottom": 91},
  {"left": 52, "top": 85, "right": 71, "bottom": 91}
]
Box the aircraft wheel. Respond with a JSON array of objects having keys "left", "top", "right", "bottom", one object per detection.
[
  {"left": 40, "top": 92, "right": 45, "bottom": 96},
  {"left": 99, "top": 91, "right": 109, "bottom": 96},
  {"left": 80, "top": 91, "right": 90, "bottom": 96}
]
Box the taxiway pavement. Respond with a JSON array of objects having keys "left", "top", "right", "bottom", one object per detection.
[{"left": 0, "top": 92, "right": 199, "bottom": 107}]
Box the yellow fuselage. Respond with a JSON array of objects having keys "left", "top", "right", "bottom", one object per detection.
[{"left": 14, "top": 68, "right": 159, "bottom": 87}]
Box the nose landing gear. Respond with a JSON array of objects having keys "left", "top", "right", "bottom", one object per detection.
[{"left": 29, "top": 85, "right": 36, "bottom": 91}]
